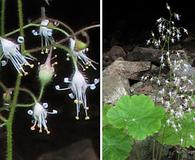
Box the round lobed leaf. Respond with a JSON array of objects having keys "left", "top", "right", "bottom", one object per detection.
[
  {"left": 103, "top": 126, "right": 133, "bottom": 160},
  {"left": 103, "top": 104, "right": 112, "bottom": 127},
  {"left": 107, "top": 94, "right": 165, "bottom": 140}
]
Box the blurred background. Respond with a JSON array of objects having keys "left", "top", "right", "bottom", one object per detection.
[{"left": 0, "top": 0, "right": 100, "bottom": 160}]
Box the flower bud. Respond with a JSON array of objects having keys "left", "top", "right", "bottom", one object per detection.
[
  {"left": 38, "top": 51, "right": 55, "bottom": 86},
  {"left": 75, "top": 39, "right": 87, "bottom": 51}
]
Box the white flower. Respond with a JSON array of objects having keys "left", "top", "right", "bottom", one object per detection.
[
  {"left": 176, "top": 34, "right": 181, "bottom": 41},
  {"left": 146, "top": 40, "right": 150, "bottom": 45},
  {"left": 55, "top": 68, "right": 99, "bottom": 120},
  {"left": 157, "top": 18, "right": 163, "bottom": 23},
  {"left": 183, "top": 28, "right": 188, "bottom": 35},
  {"left": 32, "top": 19, "right": 54, "bottom": 53},
  {"left": 151, "top": 32, "right": 155, "bottom": 37},
  {"left": 171, "top": 38, "right": 175, "bottom": 43},
  {"left": 0, "top": 37, "right": 34, "bottom": 75},
  {"left": 180, "top": 138, "right": 184, "bottom": 144},
  {"left": 166, "top": 3, "right": 170, "bottom": 10},
  {"left": 157, "top": 79, "right": 160, "bottom": 85},
  {"left": 69, "top": 38, "right": 97, "bottom": 70},
  {"left": 160, "top": 55, "right": 164, "bottom": 63},
  {"left": 174, "top": 13, "right": 180, "bottom": 21},
  {"left": 28, "top": 102, "right": 57, "bottom": 134}
]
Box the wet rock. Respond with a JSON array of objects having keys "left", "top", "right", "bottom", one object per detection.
[
  {"left": 37, "top": 139, "right": 98, "bottom": 160},
  {"left": 127, "top": 47, "right": 162, "bottom": 63},
  {"left": 103, "top": 58, "right": 150, "bottom": 104}
]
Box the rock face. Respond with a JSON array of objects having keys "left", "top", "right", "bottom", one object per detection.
[
  {"left": 103, "top": 58, "right": 150, "bottom": 104},
  {"left": 103, "top": 46, "right": 126, "bottom": 68},
  {"left": 37, "top": 139, "right": 98, "bottom": 160},
  {"left": 127, "top": 47, "right": 162, "bottom": 63}
]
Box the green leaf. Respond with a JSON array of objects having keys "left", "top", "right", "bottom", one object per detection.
[
  {"left": 157, "top": 111, "right": 195, "bottom": 148},
  {"left": 103, "top": 126, "right": 133, "bottom": 160},
  {"left": 107, "top": 94, "right": 165, "bottom": 140},
  {"left": 103, "top": 104, "right": 112, "bottom": 127}
]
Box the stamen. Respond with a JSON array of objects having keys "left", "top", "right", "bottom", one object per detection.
[
  {"left": 45, "top": 48, "right": 49, "bottom": 53},
  {"left": 75, "top": 116, "right": 79, "bottom": 120},
  {"left": 52, "top": 62, "right": 58, "bottom": 66},
  {"left": 24, "top": 72, "right": 28, "bottom": 76},
  {"left": 85, "top": 116, "right": 90, "bottom": 120},
  {"left": 29, "top": 64, "right": 34, "bottom": 68}
]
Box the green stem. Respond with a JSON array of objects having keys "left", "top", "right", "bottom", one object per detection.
[
  {"left": 6, "top": 75, "right": 22, "bottom": 160},
  {"left": 17, "top": 0, "right": 25, "bottom": 51},
  {"left": 4, "top": 23, "right": 69, "bottom": 38},
  {"left": 152, "top": 139, "right": 156, "bottom": 160},
  {"left": 134, "top": 141, "right": 141, "bottom": 160},
  {"left": 6, "top": 0, "right": 24, "bottom": 159},
  {"left": 16, "top": 103, "right": 35, "bottom": 107},
  {"left": 38, "top": 85, "right": 44, "bottom": 101},
  {"left": 0, "top": 81, "right": 7, "bottom": 91},
  {"left": 1, "top": 0, "right": 6, "bottom": 35},
  {"left": 19, "top": 88, "right": 37, "bottom": 102},
  {"left": 0, "top": 105, "right": 9, "bottom": 112}
]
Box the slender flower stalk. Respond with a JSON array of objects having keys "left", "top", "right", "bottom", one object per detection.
[
  {"left": 1, "top": 0, "right": 6, "bottom": 35},
  {"left": 6, "top": 0, "right": 25, "bottom": 159}
]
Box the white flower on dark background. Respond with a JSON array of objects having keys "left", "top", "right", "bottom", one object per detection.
[
  {"left": 28, "top": 102, "right": 57, "bottom": 134},
  {"left": 69, "top": 38, "right": 97, "bottom": 70},
  {"left": 32, "top": 19, "right": 54, "bottom": 53},
  {"left": 0, "top": 37, "right": 34, "bottom": 75},
  {"left": 55, "top": 68, "right": 99, "bottom": 120}
]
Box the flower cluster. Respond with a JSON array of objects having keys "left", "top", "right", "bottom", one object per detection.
[
  {"left": 146, "top": 3, "right": 188, "bottom": 49},
  {"left": 0, "top": 17, "right": 99, "bottom": 134},
  {"left": 143, "top": 3, "right": 194, "bottom": 135},
  {"left": 142, "top": 51, "right": 194, "bottom": 134}
]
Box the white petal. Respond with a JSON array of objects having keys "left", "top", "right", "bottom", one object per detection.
[
  {"left": 68, "top": 93, "right": 74, "bottom": 99},
  {"left": 28, "top": 110, "right": 33, "bottom": 115}
]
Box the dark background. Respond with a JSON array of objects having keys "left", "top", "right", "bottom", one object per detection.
[
  {"left": 103, "top": 0, "right": 195, "bottom": 50},
  {"left": 0, "top": 0, "right": 100, "bottom": 159}
]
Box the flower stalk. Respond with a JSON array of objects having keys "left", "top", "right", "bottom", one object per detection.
[{"left": 6, "top": 0, "right": 25, "bottom": 159}]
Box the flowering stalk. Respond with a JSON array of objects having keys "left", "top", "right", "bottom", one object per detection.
[
  {"left": 144, "top": 3, "right": 191, "bottom": 159},
  {"left": 0, "top": 0, "right": 6, "bottom": 35},
  {"left": 6, "top": 0, "right": 24, "bottom": 159}
]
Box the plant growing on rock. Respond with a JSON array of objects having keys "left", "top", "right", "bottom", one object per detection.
[
  {"left": 0, "top": 1, "right": 99, "bottom": 160},
  {"left": 103, "top": 3, "right": 195, "bottom": 160},
  {"left": 143, "top": 2, "right": 195, "bottom": 159}
]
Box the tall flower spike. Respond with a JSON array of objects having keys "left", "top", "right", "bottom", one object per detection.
[
  {"left": 27, "top": 102, "right": 57, "bottom": 134},
  {"left": 0, "top": 37, "right": 34, "bottom": 75},
  {"left": 32, "top": 19, "right": 54, "bottom": 54},
  {"left": 69, "top": 38, "right": 97, "bottom": 70},
  {"left": 55, "top": 68, "right": 99, "bottom": 120}
]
